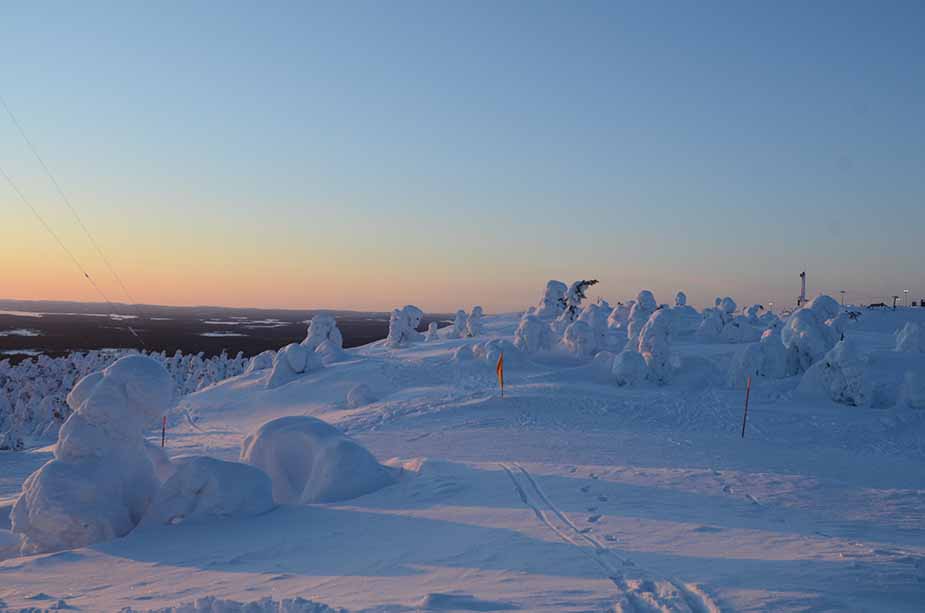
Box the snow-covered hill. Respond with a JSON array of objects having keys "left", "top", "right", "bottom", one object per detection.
[{"left": 1, "top": 295, "right": 924, "bottom": 612}]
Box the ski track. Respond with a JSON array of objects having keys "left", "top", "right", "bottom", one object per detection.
[{"left": 501, "top": 462, "right": 721, "bottom": 613}]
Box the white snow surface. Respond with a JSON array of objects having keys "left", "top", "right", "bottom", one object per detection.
[{"left": 2, "top": 307, "right": 925, "bottom": 611}]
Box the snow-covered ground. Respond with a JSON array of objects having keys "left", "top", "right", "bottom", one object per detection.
[{"left": 1, "top": 301, "right": 924, "bottom": 612}]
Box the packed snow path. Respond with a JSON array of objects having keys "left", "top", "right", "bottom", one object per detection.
[{"left": 2, "top": 313, "right": 924, "bottom": 611}]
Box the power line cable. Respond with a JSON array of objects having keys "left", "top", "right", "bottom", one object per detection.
[
  {"left": 0, "top": 162, "right": 146, "bottom": 348},
  {"left": 0, "top": 94, "right": 143, "bottom": 311}
]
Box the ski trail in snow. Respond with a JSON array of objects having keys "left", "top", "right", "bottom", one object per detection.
[{"left": 502, "top": 462, "right": 721, "bottom": 613}]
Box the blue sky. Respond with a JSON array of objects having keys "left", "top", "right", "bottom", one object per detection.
[{"left": 1, "top": 1, "right": 923, "bottom": 311}]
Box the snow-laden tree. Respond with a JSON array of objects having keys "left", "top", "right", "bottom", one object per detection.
[
  {"left": 781, "top": 295, "right": 841, "bottom": 372},
  {"left": 556, "top": 280, "right": 599, "bottom": 327},
  {"left": 424, "top": 321, "right": 439, "bottom": 342},
  {"left": 627, "top": 290, "right": 658, "bottom": 344},
  {"left": 466, "top": 306, "right": 484, "bottom": 337},
  {"left": 636, "top": 308, "right": 673, "bottom": 384},
  {"left": 562, "top": 320, "right": 596, "bottom": 358},
  {"left": 797, "top": 338, "right": 869, "bottom": 406},
  {"left": 532, "top": 280, "right": 568, "bottom": 320},
  {"left": 386, "top": 305, "right": 424, "bottom": 347},
  {"left": 513, "top": 314, "right": 552, "bottom": 354},
  {"left": 451, "top": 310, "right": 468, "bottom": 339},
  {"left": 266, "top": 343, "right": 322, "bottom": 389},
  {"left": 12, "top": 356, "right": 173, "bottom": 555},
  {"left": 728, "top": 328, "right": 793, "bottom": 388}
]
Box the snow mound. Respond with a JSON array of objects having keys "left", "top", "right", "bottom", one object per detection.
[
  {"left": 345, "top": 383, "right": 377, "bottom": 409},
  {"left": 12, "top": 355, "right": 173, "bottom": 554},
  {"left": 612, "top": 349, "right": 647, "bottom": 386},
  {"left": 719, "top": 315, "right": 763, "bottom": 344},
  {"left": 120, "top": 595, "right": 345, "bottom": 613},
  {"left": 266, "top": 344, "right": 322, "bottom": 389},
  {"left": 417, "top": 592, "right": 517, "bottom": 611},
  {"left": 472, "top": 339, "right": 519, "bottom": 365},
  {"left": 141, "top": 456, "right": 274, "bottom": 527},
  {"left": 626, "top": 290, "right": 657, "bottom": 344},
  {"left": 240, "top": 416, "right": 395, "bottom": 504}
]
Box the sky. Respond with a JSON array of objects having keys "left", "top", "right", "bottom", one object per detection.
[{"left": 1, "top": 1, "right": 923, "bottom": 313}]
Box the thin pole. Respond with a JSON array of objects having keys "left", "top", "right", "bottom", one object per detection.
[
  {"left": 741, "top": 376, "right": 752, "bottom": 438},
  {"left": 161, "top": 416, "right": 167, "bottom": 447}
]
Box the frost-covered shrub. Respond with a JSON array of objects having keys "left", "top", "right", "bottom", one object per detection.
[
  {"left": 386, "top": 305, "right": 424, "bottom": 348},
  {"left": 675, "top": 291, "right": 688, "bottom": 307},
  {"left": 895, "top": 323, "right": 924, "bottom": 353},
  {"left": 797, "top": 338, "right": 869, "bottom": 406},
  {"left": 266, "top": 343, "right": 322, "bottom": 389},
  {"left": 637, "top": 309, "right": 673, "bottom": 384},
  {"left": 11, "top": 355, "right": 173, "bottom": 554},
  {"left": 241, "top": 416, "right": 395, "bottom": 504},
  {"left": 472, "top": 339, "right": 520, "bottom": 367},
  {"left": 346, "top": 383, "right": 376, "bottom": 409},
  {"left": 562, "top": 320, "right": 596, "bottom": 358},
  {"left": 513, "top": 314, "right": 552, "bottom": 353},
  {"left": 424, "top": 321, "right": 439, "bottom": 342},
  {"left": 1, "top": 349, "right": 251, "bottom": 449},
  {"left": 466, "top": 306, "right": 483, "bottom": 337},
  {"left": 140, "top": 456, "right": 274, "bottom": 527},
  {"left": 728, "top": 328, "right": 791, "bottom": 388},
  {"left": 627, "top": 290, "right": 657, "bottom": 344},
  {"left": 533, "top": 280, "right": 568, "bottom": 320},
  {"left": 245, "top": 350, "right": 276, "bottom": 375},
  {"left": 612, "top": 349, "right": 647, "bottom": 386}
]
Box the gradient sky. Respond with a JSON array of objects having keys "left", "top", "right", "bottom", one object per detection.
[{"left": 1, "top": 1, "right": 923, "bottom": 313}]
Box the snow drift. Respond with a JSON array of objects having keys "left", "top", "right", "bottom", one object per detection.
[{"left": 240, "top": 415, "right": 396, "bottom": 504}]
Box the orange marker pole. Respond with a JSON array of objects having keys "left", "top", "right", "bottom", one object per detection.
[
  {"left": 496, "top": 352, "right": 504, "bottom": 398},
  {"left": 740, "top": 376, "right": 752, "bottom": 438}
]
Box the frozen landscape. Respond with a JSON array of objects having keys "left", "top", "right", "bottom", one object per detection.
[{"left": 1, "top": 284, "right": 924, "bottom": 612}]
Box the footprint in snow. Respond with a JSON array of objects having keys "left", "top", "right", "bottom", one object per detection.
[
  {"left": 597, "top": 495, "right": 608, "bottom": 502},
  {"left": 587, "top": 506, "right": 597, "bottom": 512},
  {"left": 580, "top": 485, "right": 590, "bottom": 493},
  {"left": 587, "top": 514, "right": 602, "bottom": 523}
]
